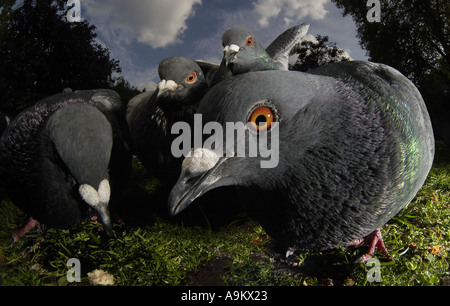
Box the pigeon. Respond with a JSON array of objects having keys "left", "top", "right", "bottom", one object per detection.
[
  {"left": 0, "top": 89, "right": 131, "bottom": 239},
  {"left": 168, "top": 61, "right": 435, "bottom": 261},
  {"left": 77, "top": 89, "right": 132, "bottom": 188},
  {"left": 210, "top": 24, "right": 310, "bottom": 86},
  {"left": 127, "top": 56, "right": 208, "bottom": 187}
]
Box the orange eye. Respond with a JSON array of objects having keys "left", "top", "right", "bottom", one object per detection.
[
  {"left": 186, "top": 72, "right": 196, "bottom": 83},
  {"left": 249, "top": 106, "right": 275, "bottom": 131},
  {"left": 246, "top": 37, "right": 253, "bottom": 46}
]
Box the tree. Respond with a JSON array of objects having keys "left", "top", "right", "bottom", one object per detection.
[
  {"left": 109, "top": 76, "right": 142, "bottom": 107},
  {"left": 0, "top": 0, "right": 121, "bottom": 115},
  {"left": 290, "top": 35, "right": 350, "bottom": 72},
  {"left": 330, "top": 0, "right": 450, "bottom": 116}
]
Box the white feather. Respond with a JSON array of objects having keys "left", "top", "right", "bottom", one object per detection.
[
  {"left": 79, "top": 184, "right": 100, "bottom": 207},
  {"left": 98, "top": 179, "right": 111, "bottom": 204}
]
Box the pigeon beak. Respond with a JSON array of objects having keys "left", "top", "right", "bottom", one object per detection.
[
  {"left": 79, "top": 179, "right": 113, "bottom": 235},
  {"left": 95, "top": 202, "right": 113, "bottom": 236},
  {"left": 223, "top": 44, "right": 240, "bottom": 67},
  {"left": 168, "top": 148, "right": 230, "bottom": 216}
]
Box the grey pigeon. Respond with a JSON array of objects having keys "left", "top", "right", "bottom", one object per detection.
[
  {"left": 127, "top": 56, "right": 208, "bottom": 187},
  {"left": 210, "top": 24, "right": 310, "bottom": 86},
  {"left": 168, "top": 61, "right": 434, "bottom": 261},
  {"left": 0, "top": 89, "right": 132, "bottom": 239},
  {"left": 210, "top": 28, "right": 276, "bottom": 86}
]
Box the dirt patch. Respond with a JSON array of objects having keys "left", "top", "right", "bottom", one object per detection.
[{"left": 183, "top": 255, "right": 233, "bottom": 286}]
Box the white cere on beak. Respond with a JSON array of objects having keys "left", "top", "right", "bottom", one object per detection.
[
  {"left": 98, "top": 179, "right": 111, "bottom": 204},
  {"left": 79, "top": 179, "right": 112, "bottom": 234},
  {"left": 223, "top": 44, "right": 240, "bottom": 67},
  {"left": 223, "top": 44, "right": 240, "bottom": 54},
  {"left": 79, "top": 179, "right": 111, "bottom": 208},
  {"left": 157, "top": 79, "right": 178, "bottom": 96},
  {"left": 183, "top": 148, "right": 221, "bottom": 176}
]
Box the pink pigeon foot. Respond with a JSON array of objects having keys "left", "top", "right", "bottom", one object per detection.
[
  {"left": 12, "top": 217, "right": 41, "bottom": 242},
  {"left": 347, "top": 228, "right": 393, "bottom": 263}
]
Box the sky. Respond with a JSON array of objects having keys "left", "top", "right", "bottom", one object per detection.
[
  {"left": 12, "top": 0, "right": 369, "bottom": 91},
  {"left": 78, "top": 0, "right": 370, "bottom": 91}
]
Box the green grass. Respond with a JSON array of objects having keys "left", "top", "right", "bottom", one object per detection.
[{"left": 1, "top": 142, "right": 449, "bottom": 286}]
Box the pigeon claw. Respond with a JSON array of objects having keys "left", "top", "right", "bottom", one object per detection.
[
  {"left": 11, "top": 217, "right": 41, "bottom": 242},
  {"left": 285, "top": 247, "right": 296, "bottom": 258},
  {"left": 348, "top": 228, "right": 393, "bottom": 263}
]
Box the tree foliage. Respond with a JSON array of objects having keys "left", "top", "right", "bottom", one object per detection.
[
  {"left": 290, "top": 35, "right": 350, "bottom": 72},
  {"left": 0, "top": 0, "right": 122, "bottom": 115},
  {"left": 109, "top": 76, "right": 141, "bottom": 108},
  {"left": 331, "top": 0, "right": 449, "bottom": 119}
]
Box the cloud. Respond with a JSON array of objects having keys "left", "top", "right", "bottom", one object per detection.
[
  {"left": 131, "top": 66, "right": 159, "bottom": 92},
  {"left": 81, "top": 0, "right": 202, "bottom": 91},
  {"left": 83, "top": 0, "right": 202, "bottom": 48},
  {"left": 252, "top": 0, "right": 329, "bottom": 27}
]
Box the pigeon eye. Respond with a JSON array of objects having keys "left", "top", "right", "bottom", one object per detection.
[
  {"left": 246, "top": 37, "right": 253, "bottom": 46},
  {"left": 186, "top": 72, "right": 196, "bottom": 83},
  {"left": 249, "top": 106, "right": 275, "bottom": 132}
]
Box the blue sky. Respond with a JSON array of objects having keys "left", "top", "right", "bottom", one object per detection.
[{"left": 12, "top": 0, "right": 368, "bottom": 91}]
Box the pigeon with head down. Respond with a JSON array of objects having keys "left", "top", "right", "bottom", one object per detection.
[
  {"left": 0, "top": 89, "right": 131, "bottom": 239},
  {"left": 169, "top": 61, "right": 434, "bottom": 261}
]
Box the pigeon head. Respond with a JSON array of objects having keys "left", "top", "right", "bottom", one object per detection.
[
  {"left": 46, "top": 103, "right": 114, "bottom": 234},
  {"left": 221, "top": 28, "right": 276, "bottom": 75},
  {"left": 168, "top": 71, "right": 310, "bottom": 217},
  {"left": 157, "top": 56, "right": 207, "bottom": 102}
]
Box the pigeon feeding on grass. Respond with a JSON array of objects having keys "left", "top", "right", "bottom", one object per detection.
[{"left": 0, "top": 90, "right": 131, "bottom": 240}]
